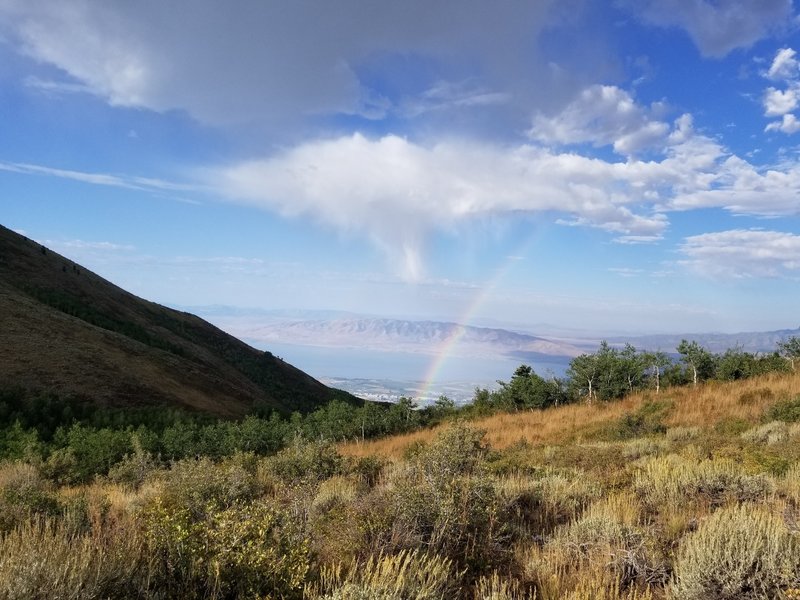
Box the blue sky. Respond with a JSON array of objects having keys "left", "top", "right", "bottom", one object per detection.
[{"left": 1, "top": 0, "right": 800, "bottom": 334}]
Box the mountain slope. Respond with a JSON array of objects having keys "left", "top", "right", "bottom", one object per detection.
[{"left": 0, "top": 225, "right": 359, "bottom": 417}]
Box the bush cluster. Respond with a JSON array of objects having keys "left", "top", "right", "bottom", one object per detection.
[{"left": 2, "top": 412, "right": 800, "bottom": 599}]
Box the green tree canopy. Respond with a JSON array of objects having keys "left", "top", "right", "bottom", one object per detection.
[{"left": 677, "top": 340, "right": 716, "bottom": 387}]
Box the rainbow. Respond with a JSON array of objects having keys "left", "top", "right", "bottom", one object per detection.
[{"left": 417, "top": 237, "right": 535, "bottom": 402}]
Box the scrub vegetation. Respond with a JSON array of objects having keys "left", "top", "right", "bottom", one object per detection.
[{"left": 2, "top": 339, "right": 800, "bottom": 598}]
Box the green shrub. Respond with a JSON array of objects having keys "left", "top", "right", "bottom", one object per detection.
[
  {"left": 767, "top": 395, "right": 800, "bottom": 423},
  {"left": 740, "top": 446, "right": 791, "bottom": 477},
  {"left": 0, "top": 462, "right": 60, "bottom": 531},
  {"left": 155, "top": 455, "right": 259, "bottom": 518},
  {"left": 39, "top": 447, "right": 78, "bottom": 486},
  {"left": 106, "top": 437, "right": 161, "bottom": 489},
  {"left": 485, "top": 439, "right": 545, "bottom": 476},
  {"left": 144, "top": 499, "right": 309, "bottom": 599},
  {"left": 390, "top": 426, "right": 510, "bottom": 573},
  {"left": 738, "top": 388, "right": 774, "bottom": 406},
  {"left": 713, "top": 417, "right": 751, "bottom": 436},
  {"left": 0, "top": 422, "right": 43, "bottom": 461},
  {"left": 606, "top": 401, "right": 670, "bottom": 440},
  {"left": 409, "top": 422, "right": 488, "bottom": 482},
  {"left": 671, "top": 504, "right": 800, "bottom": 599},
  {"left": 234, "top": 413, "right": 289, "bottom": 455},
  {"left": 140, "top": 501, "right": 204, "bottom": 595},
  {"left": 264, "top": 438, "right": 344, "bottom": 483},
  {"left": 204, "top": 501, "right": 309, "bottom": 599},
  {"left": 160, "top": 421, "right": 202, "bottom": 459},
  {"left": 349, "top": 455, "right": 385, "bottom": 487},
  {"left": 339, "top": 487, "right": 396, "bottom": 559},
  {"left": 52, "top": 425, "right": 134, "bottom": 483},
  {"left": 394, "top": 471, "right": 500, "bottom": 554},
  {"left": 308, "top": 486, "right": 366, "bottom": 566}
]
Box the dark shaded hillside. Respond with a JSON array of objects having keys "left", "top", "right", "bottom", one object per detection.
[{"left": 0, "top": 225, "right": 359, "bottom": 417}]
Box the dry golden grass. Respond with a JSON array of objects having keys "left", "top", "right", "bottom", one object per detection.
[
  {"left": 307, "top": 549, "right": 460, "bottom": 599},
  {"left": 340, "top": 397, "right": 640, "bottom": 459},
  {"left": 0, "top": 517, "right": 148, "bottom": 599},
  {"left": 0, "top": 461, "right": 49, "bottom": 494},
  {"left": 340, "top": 371, "right": 800, "bottom": 459},
  {"left": 473, "top": 571, "right": 528, "bottom": 599},
  {"left": 662, "top": 372, "right": 800, "bottom": 428},
  {"left": 56, "top": 481, "right": 154, "bottom": 530},
  {"left": 526, "top": 545, "right": 657, "bottom": 600}
]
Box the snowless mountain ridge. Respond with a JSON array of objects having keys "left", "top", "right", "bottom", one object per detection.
[
  {"left": 199, "top": 310, "right": 800, "bottom": 362},
  {"left": 215, "top": 316, "right": 599, "bottom": 359}
]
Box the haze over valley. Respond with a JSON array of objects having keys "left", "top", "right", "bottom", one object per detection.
[{"left": 193, "top": 305, "right": 800, "bottom": 402}]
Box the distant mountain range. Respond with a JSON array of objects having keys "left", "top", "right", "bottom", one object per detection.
[
  {"left": 614, "top": 329, "right": 800, "bottom": 355},
  {"left": 0, "top": 225, "right": 359, "bottom": 417},
  {"left": 206, "top": 316, "right": 589, "bottom": 360},
  {"left": 199, "top": 308, "right": 800, "bottom": 364}
]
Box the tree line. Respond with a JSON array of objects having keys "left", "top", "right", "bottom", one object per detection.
[
  {"left": 1, "top": 336, "right": 798, "bottom": 482},
  {"left": 480, "top": 336, "right": 800, "bottom": 412}
]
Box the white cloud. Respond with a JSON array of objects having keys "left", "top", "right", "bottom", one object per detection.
[
  {"left": 529, "top": 85, "right": 670, "bottom": 156},
  {"left": 23, "top": 75, "right": 92, "bottom": 95},
  {"left": 43, "top": 239, "right": 135, "bottom": 252},
  {"left": 207, "top": 79, "right": 800, "bottom": 279},
  {"left": 667, "top": 153, "right": 800, "bottom": 215},
  {"left": 10, "top": 70, "right": 800, "bottom": 282},
  {"left": 680, "top": 229, "right": 800, "bottom": 278},
  {"left": 211, "top": 133, "right": 680, "bottom": 279},
  {"left": 767, "top": 47, "right": 799, "bottom": 80},
  {"left": 762, "top": 48, "right": 800, "bottom": 133},
  {"left": 624, "top": 0, "right": 793, "bottom": 58},
  {"left": 764, "top": 86, "right": 799, "bottom": 116},
  {"left": 0, "top": 0, "right": 569, "bottom": 129},
  {"left": 766, "top": 113, "right": 800, "bottom": 134},
  {"left": 399, "top": 80, "right": 510, "bottom": 118},
  {"left": 200, "top": 83, "right": 800, "bottom": 278},
  {"left": 614, "top": 235, "right": 666, "bottom": 245},
  {"left": 0, "top": 160, "right": 200, "bottom": 195},
  {"left": 608, "top": 267, "right": 643, "bottom": 277}
]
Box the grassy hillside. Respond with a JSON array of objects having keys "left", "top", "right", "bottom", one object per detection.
[
  {"left": 0, "top": 225, "right": 359, "bottom": 417},
  {"left": 2, "top": 370, "right": 800, "bottom": 598},
  {"left": 341, "top": 370, "right": 800, "bottom": 458}
]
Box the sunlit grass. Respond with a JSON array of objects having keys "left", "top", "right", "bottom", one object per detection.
[{"left": 341, "top": 371, "right": 800, "bottom": 459}]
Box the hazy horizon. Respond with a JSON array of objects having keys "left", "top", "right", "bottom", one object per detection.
[
  {"left": 181, "top": 303, "right": 800, "bottom": 338},
  {"left": 186, "top": 304, "right": 798, "bottom": 400}
]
